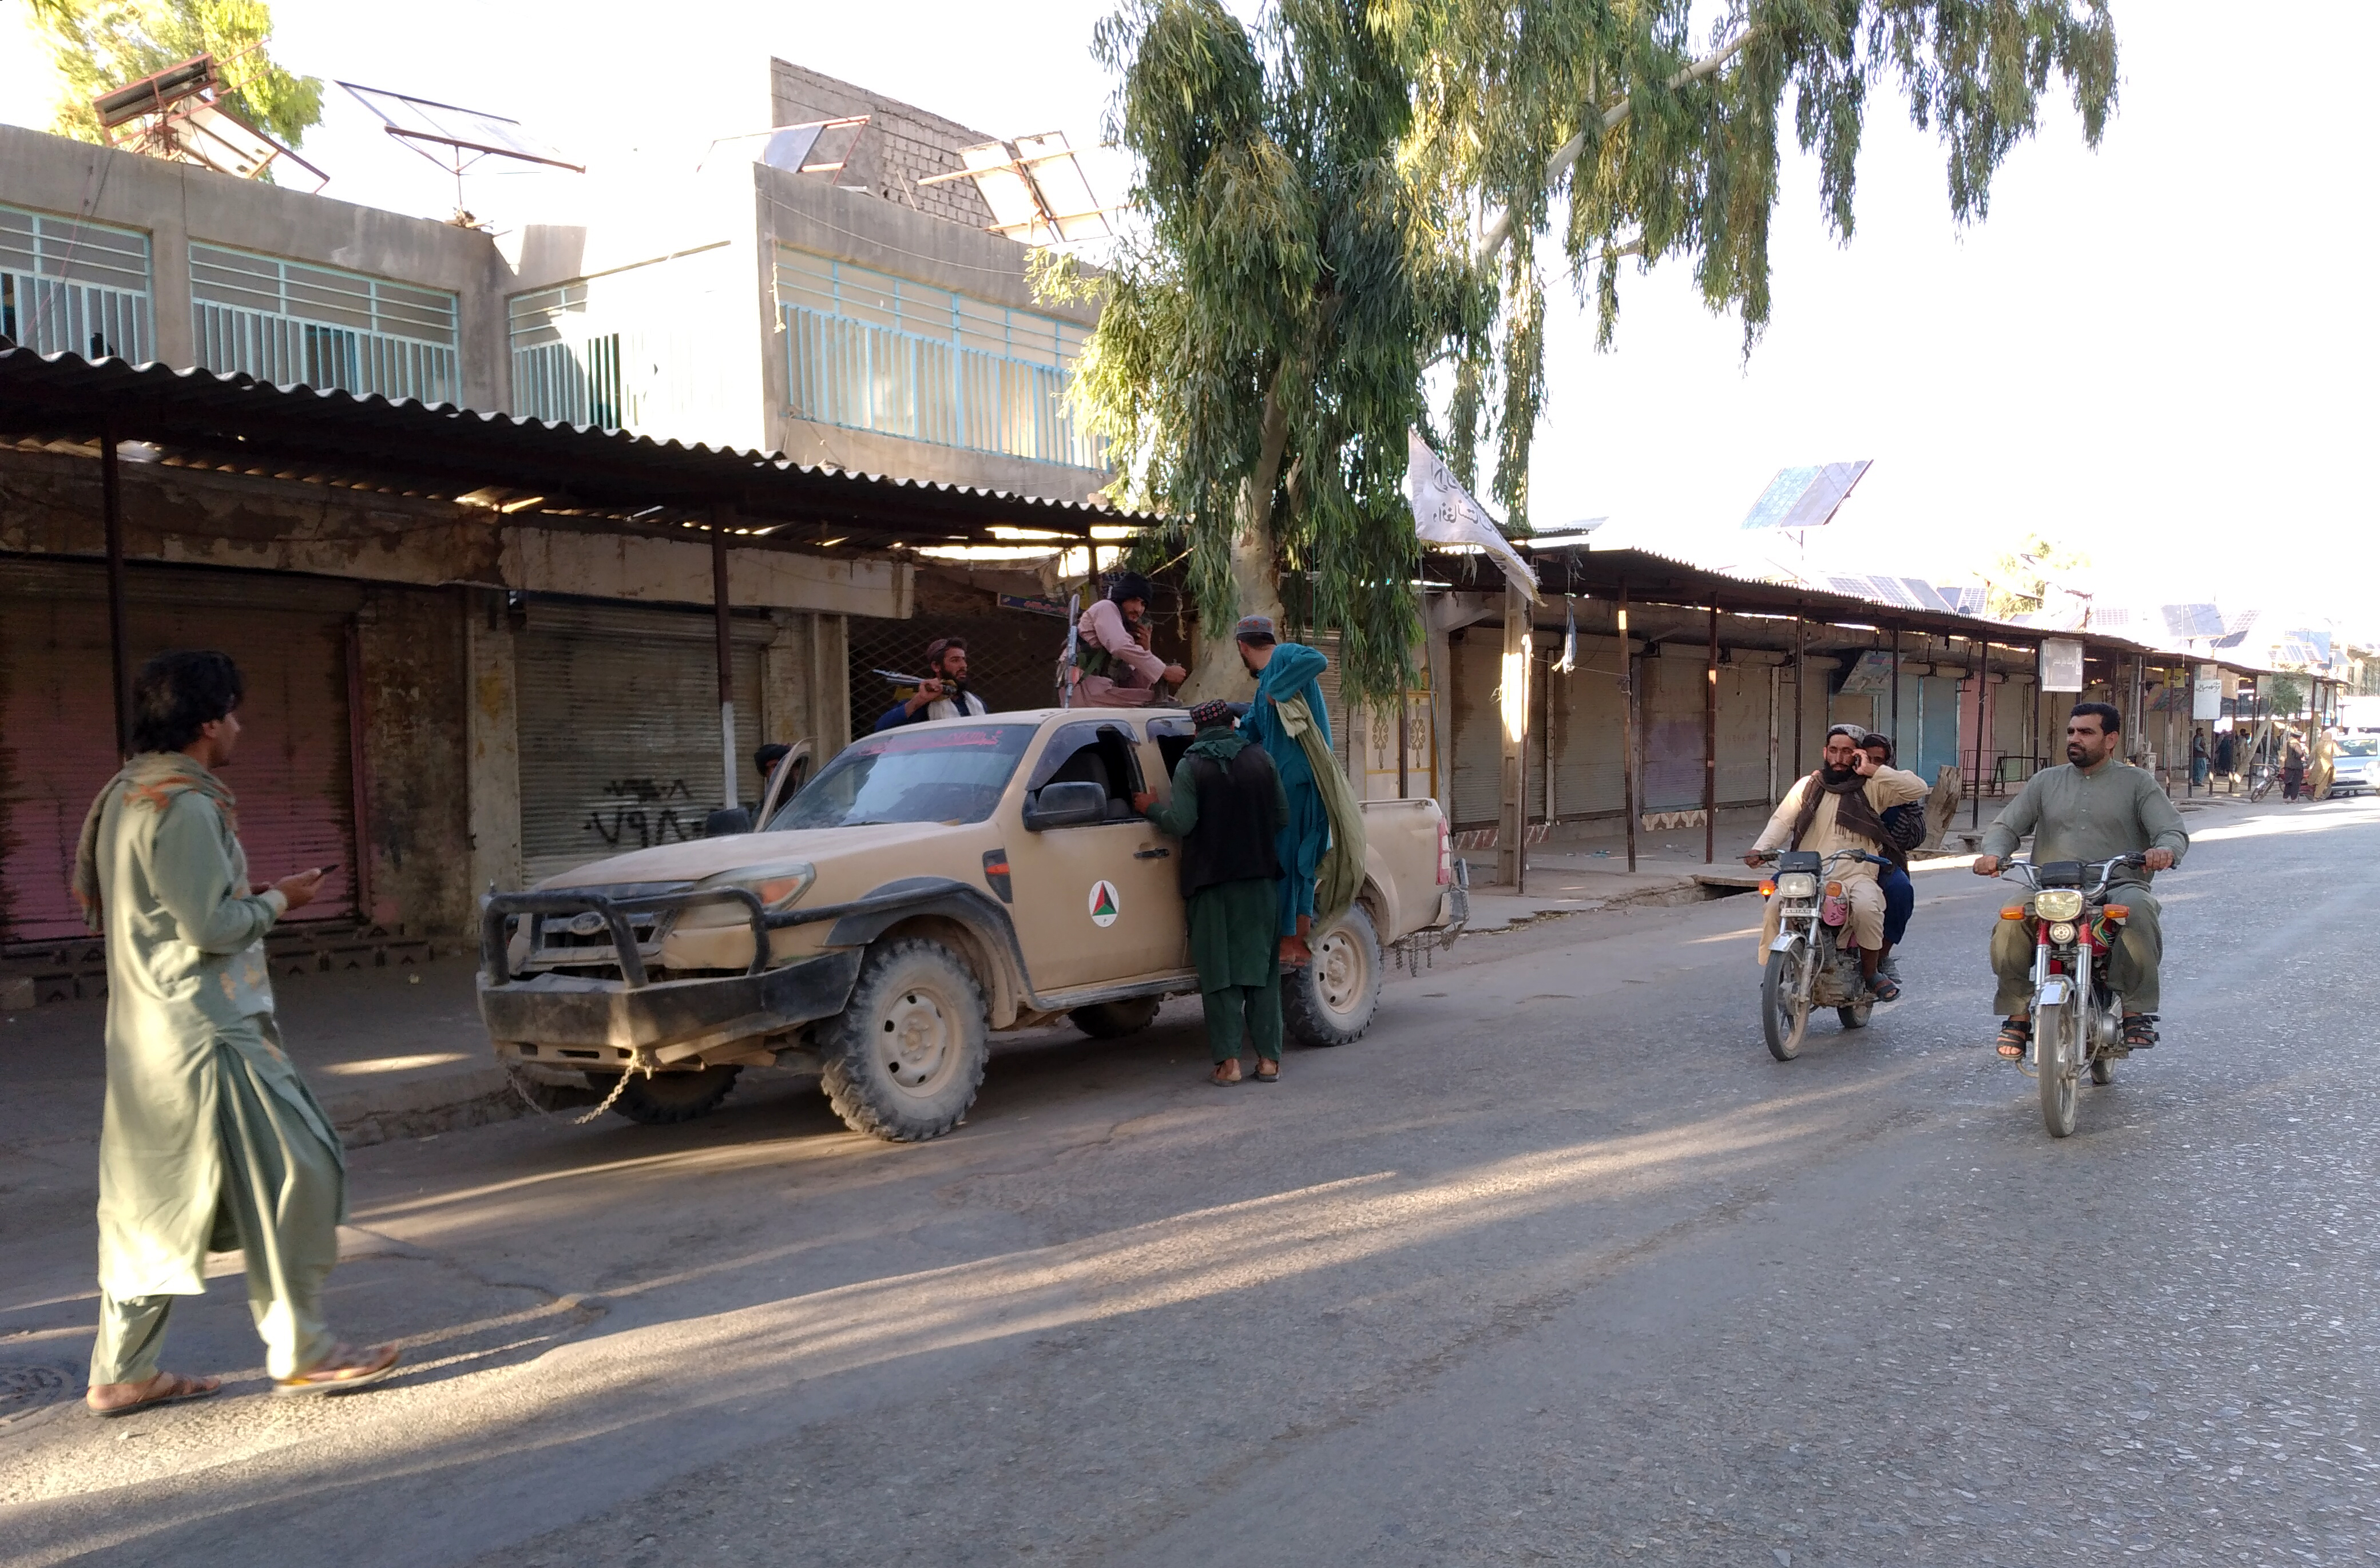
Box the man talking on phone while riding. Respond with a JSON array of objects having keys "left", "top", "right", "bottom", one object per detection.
[
  {"left": 1972, "top": 701, "right": 2188, "bottom": 1060},
  {"left": 1744, "top": 724, "right": 1931, "bottom": 1002}
]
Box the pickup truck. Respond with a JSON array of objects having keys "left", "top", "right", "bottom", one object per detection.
[{"left": 478, "top": 708, "right": 1469, "bottom": 1141}]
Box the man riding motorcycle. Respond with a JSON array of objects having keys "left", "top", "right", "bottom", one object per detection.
[
  {"left": 1972, "top": 701, "right": 2188, "bottom": 1059},
  {"left": 1746, "top": 724, "right": 1931, "bottom": 1002}
]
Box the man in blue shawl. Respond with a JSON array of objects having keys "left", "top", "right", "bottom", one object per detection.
[{"left": 1235, "top": 616, "right": 1336, "bottom": 966}]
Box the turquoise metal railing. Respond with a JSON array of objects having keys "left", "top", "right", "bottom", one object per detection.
[
  {"left": 191, "top": 299, "right": 457, "bottom": 404},
  {"left": 0, "top": 270, "right": 153, "bottom": 362},
  {"left": 781, "top": 304, "right": 1102, "bottom": 471}
]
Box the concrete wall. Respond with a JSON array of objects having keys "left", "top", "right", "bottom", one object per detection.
[
  {"left": 0, "top": 125, "right": 509, "bottom": 408},
  {"left": 355, "top": 583, "right": 474, "bottom": 932}
]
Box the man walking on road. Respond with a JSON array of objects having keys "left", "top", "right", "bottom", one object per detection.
[
  {"left": 1133, "top": 699, "right": 1288, "bottom": 1085},
  {"left": 1973, "top": 701, "right": 2188, "bottom": 1059},
  {"left": 73, "top": 651, "right": 399, "bottom": 1415},
  {"left": 1746, "top": 724, "right": 1930, "bottom": 1002}
]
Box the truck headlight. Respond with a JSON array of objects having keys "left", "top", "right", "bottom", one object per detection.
[
  {"left": 681, "top": 859, "right": 816, "bottom": 925},
  {"left": 1775, "top": 872, "right": 1818, "bottom": 899}
]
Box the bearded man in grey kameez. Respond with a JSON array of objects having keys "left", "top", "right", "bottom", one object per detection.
[{"left": 75, "top": 650, "right": 398, "bottom": 1415}]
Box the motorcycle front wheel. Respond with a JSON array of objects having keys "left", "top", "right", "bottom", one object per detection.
[
  {"left": 1762, "top": 940, "right": 1811, "bottom": 1061},
  {"left": 2036, "top": 1001, "right": 2078, "bottom": 1137}
]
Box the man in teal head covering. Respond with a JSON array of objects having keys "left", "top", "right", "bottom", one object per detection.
[{"left": 1235, "top": 616, "right": 1338, "bottom": 966}]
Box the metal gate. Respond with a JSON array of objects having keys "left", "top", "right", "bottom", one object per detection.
[
  {"left": 1, "top": 562, "right": 358, "bottom": 942},
  {"left": 514, "top": 602, "right": 767, "bottom": 886},
  {"left": 845, "top": 610, "right": 1066, "bottom": 738}
]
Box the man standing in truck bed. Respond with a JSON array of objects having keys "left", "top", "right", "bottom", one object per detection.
[{"left": 1133, "top": 700, "right": 1288, "bottom": 1086}]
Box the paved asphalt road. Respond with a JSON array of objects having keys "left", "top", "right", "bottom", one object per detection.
[{"left": 3, "top": 796, "right": 2375, "bottom": 1566}]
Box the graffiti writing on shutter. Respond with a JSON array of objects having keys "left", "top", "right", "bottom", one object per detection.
[{"left": 583, "top": 778, "right": 700, "bottom": 850}]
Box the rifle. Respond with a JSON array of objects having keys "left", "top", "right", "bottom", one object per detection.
[{"left": 1057, "top": 590, "right": 1081, "bottom": 709}]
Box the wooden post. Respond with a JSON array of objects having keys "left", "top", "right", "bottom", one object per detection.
[
  {"left": 1397, "top": 687, "right": 1410, "bottom": 800},
  {"left": 1889, "top": 626, "right": 1902, "bottom": 756},
  {"left": 711, "top": 503, "right": 740, "bottom": 811},
  {"left": 1704, "top": 599, "right": 1719, "bottom": 864},
  {"left": 1766, "top": 664, "right": 1780, "bottom": 805},
  {"left": 1791, "top": 609, "right": 1806, "bottom": 783},
  {"left": 1496, "top": 579, "right": 1530, "bottom": 890},
  {"left": 102, "top": 423, "right": 132, "bottom": 758},
  {"left": 1619, "top": 582, "right": 1638, "bottom": 874},
  {"left": 1970, "top": 638, "right": 1986, "bottom": 829}
]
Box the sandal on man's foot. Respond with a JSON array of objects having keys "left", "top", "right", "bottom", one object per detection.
[
  {"left": 1996, "top": 1017, "right": 2031, "bottom": 1059},
  {"left": 1252, "top": 1061, "right": 1279, "bottom": 1083},
  {"left": 2121, "top": 1014, "right": 2159, "bottom": 1051},
  {"left": 1209, "top": 1061, "right": 1243, "bottom": 1087},
  {"left": 1870, "top": 976, "right": 1902, "bottom": 1003},
  {"left": 87, "top": 1370, "right": 221, "bottom": 1418},
  {"left": 273, "top": 1343, "right": 400, "bottom": 1398}
]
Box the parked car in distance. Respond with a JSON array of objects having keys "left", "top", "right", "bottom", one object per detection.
[
  {"left": 2328, "top": 733, "right": 2379, "bottom": 796},
  {"left": 477, "top": 708, "right": 1469, "bottom": 1141}
]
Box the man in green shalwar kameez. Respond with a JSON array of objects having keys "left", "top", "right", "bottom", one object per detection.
[
  {"left": 73, "top": 650, "right": 399, "bottom": 1415},
  {"left": 1132, "top": 700, "right": 1288, "bottom": 1085}
]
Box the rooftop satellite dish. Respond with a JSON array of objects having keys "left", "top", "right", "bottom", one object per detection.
[
  {"left": 339, "top": 81, "right": 583, "bottom": 221},
  {"left": 93, "top": 54, "right": 328, "bottom": 191},
  {"left": 919, "top": 131, "right": 1117, "bottom": 246}
]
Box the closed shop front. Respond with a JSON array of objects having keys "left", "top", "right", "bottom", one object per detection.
[
  {"left": 1548, "top": 637, "right": 1626, "bottom": 821},
  {"left": 515, "top": 602, "right": 769, "bottom": 886},
  {"left": 2, "top": 561, "right": 359, "bottom": 943},
  {"left": 1639, "top": 648, "right": 1707, "bottom": 813},
  {"left": 1448, "top": 629, "right": 1503, "bottom": 829},
  {"left": 1715, "top": 661, "right": 1773, "bottom": 805}
]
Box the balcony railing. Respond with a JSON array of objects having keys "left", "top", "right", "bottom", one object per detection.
[
  {"left": 781, "top": 304, "right": 1102, "bottom": 471},
  {"left": 191, "top": 300, "right": 457, "bottom": 406},
  {"left": 1, "top": 269, "right": 153, "bottom": 363}
]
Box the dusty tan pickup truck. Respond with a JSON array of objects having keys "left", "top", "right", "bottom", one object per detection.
[{"left": 478, "top": 708, "right": 1469, "bottom": 1141}]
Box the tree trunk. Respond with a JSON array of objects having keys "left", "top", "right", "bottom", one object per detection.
[{"left": 1179, "top": 366, "right": 1292, "bottom": 704}]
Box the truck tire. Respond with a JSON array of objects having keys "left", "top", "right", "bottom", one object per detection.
[
  {"left": 1069, "top": 997, "right": 1161, "bottom": 1039},
  {"left": 819, "top": 939, "right": 990, "bottom": 1142},
  {"left": 1283, "top": 904, "right": 1382, "bottom": 1048},
  {"left": 607, "top": 1065, "right": 741, "bottom": 1125}
]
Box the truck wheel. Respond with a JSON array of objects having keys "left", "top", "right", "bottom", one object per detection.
[
  {"left": 819, "top": 939, "right": 989, "bottom": 1142},
  {"left": 1284, "top": 904, "right": 1381, "bottom": 1048},
  {"left": 1069, "top": 997, "right": 1161, "bottom": 1039},
  {"left": 608, "top": 1065, "right": 741, "bottom": 1125}
]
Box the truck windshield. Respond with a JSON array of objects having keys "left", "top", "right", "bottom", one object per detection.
[{"left": 768, "top": 724, "right": 1037, "bottom": 829}]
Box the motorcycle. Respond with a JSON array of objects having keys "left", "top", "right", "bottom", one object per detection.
[
  {"left": 1997, "top": 851, "right": 2147, "bottom": 1137},
  {"left": 1752, "top": 847, "right": 1891, "bottom": 1061}
]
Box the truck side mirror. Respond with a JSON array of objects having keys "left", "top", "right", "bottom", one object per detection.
[{"left": 1022, "top": 780, "right": 1108, "bottom": 832}]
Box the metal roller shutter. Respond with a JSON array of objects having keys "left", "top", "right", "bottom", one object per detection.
[
  {"left": 1716, "top": 662, "right": 1772, "bottom": 804},
  {"left": 2, "top": 562, "right": 357, "bottom": 942},
  {"left": 515, "top": 602, "right": 768, "bottom": 886},
  {"left": 1549, "top": 636, "right": 1625, "bottom": 818},
  {"left": 1639, "top": 649, "right": 1709, "bottom": 813},
  {"left": 1448, "top": 630, "right": 1503, "bottom": 828},
  {"left": 1915, "top": 676, "right": 1962, "bottom": 782}
]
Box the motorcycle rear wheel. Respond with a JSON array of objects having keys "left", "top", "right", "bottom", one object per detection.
[
  {"left": 1762, "top": 942, "right": 1811, "bottom": 1062},
  {"left": 2037, "top": 1001, "right": 2078, "bottom": 1138},
  {"left": 2090, "top": 1055, "right": 2115, "bottom": 1086},
  {"left": 1838, "top": 1002, "right": 1873, "bottom": 1030}
]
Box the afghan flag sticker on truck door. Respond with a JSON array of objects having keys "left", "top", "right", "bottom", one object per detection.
[{"left": 1087, "top": 880, "right": 1121, "bottom": 927}]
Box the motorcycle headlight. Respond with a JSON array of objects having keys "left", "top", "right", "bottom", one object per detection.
[
  {"left": 2034, "top": 889, "right": 2084, "bottom": 922},
  {"left": 2047, "top": 920, "right": 2077, "bottom": 945},
  {"left": 1775, "top": 872, "right": 1818, "bottom": 899}
]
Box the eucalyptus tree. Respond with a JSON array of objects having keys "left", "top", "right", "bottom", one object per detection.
[{"left": 1072, "top": 0, "right": 2120, "bottom": 708}]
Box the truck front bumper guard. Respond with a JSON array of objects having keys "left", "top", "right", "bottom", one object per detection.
[{"left": 475, "top": 883, "right": 977, "bottom": 1054}]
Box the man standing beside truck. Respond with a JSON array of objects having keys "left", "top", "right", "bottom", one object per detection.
[{"left": 1132, "top": 700, "right": 1288, "bottom": 1086}]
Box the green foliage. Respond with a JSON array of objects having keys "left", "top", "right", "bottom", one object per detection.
[
  {"left": 34, "top": 0, "right": 323, "bottom": 154},
  {"left": 2267, "top": 676, "right": 2305, "bottom": 718},
  {"left": 1077, "top": 0, "right": 2120, "bottom": 708},
  {"left": 1984, "top": 531, "right": 2091, "bottom": 618}
]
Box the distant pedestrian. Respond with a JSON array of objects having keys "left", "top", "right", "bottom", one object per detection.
[
  {"left": 1133, "top": 699, "right": 1288, "bottom": 1085},
  {"left": 1069, "top": 571, "right": 1187, "bottom": 707},
  {"left": 2215, "top": 729, "right": 2236, "bottom": 777},
  {"left": 1237, "top": 617, "right": 1363, "bottom": 968},
  {"left": 2311, "top": 727, "right": 2339, "bottom": 801},
  {"left": 2282, "top": 732, "right": 2308, "bottom": 801},
  {"left": 72, "top": 651, "right": 398, "bottom": 1415},
  {"left": 2190, "top": 731, "right": 2210, "bottom": 789}
]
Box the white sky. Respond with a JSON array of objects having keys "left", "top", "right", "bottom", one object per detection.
[{"left": 5, "top": 1, "right": 2374, "bottom": 633}]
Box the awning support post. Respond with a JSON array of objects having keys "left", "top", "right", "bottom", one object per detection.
[
  {"left": 1703, "top": 598, "right": 1718, "bottom": 865},
  {"left": 712, "top": 503, "right": 739, "bottom": 812},
  {"left": 1619, "top": 581, "right": 1638, "bottom": 874},
  {"left": 103, "top": 422, "right": 132, "bottom": 759}
]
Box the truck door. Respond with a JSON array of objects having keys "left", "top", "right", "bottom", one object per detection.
[{"left": 1012, "top": 720, "right": 1190, "bottom": 990}]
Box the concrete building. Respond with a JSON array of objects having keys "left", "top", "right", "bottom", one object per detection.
[{"left": 0, "top": 64, "right": 1126, "bottom": 997}]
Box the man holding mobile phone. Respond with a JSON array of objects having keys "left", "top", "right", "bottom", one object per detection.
[{"left": 70, "top": 650, "right": 399, "bottom": 1416}]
